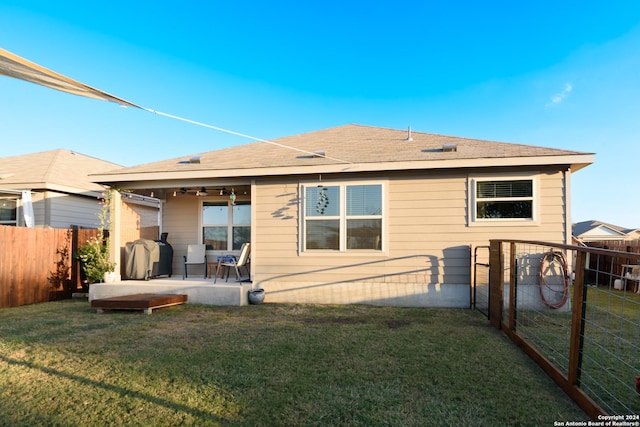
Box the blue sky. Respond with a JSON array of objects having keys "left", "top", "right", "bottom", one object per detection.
[{"left": 1, "top": 1, "right": 639, "bottom": 227}]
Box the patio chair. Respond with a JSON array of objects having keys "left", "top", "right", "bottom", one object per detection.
[
  {"left": 214, "top": 242, "right": 251, "bottom": 283},
  {"left": 183, "top": 244, "right": 207, "bottom": 279}
]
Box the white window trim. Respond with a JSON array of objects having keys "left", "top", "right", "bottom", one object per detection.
[
  {"left": 0, "top": 197, "right": 18, "bottom": 226},
  {"left": 299, "top": 180, "right": 387, "bottom": 254},
  {"left": 468, "top": 174, "right": 539, "bottom": 226},
  {"left": 201, "top": 200, "right": 251, "bottom": 252}
]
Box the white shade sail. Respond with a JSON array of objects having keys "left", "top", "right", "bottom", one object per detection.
[
  {"left": 0, "top": 48, "right": 141, "bottom": 108},
  {"left": 0, "top": 48, "right": 353, "bottom": 163}
]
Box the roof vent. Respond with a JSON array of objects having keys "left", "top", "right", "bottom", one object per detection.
[
  {"left": 313, "top": 150, "right": 326, "bottom": 158},
  {"left": 442, "top": 143, "right": 457, "bottom": 152},
  {"left": 405, "top": 126, "right": 413, "bottom": 142},
  {"left": 189, "top": 156, "right": 201, "bottom": 163}
]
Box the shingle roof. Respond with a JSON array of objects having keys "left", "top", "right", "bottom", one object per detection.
[
  {"left": 0, "top": 149, "right": 122, "bottom": 193},
  {"left": 93, "top": 124, "right": 594, "bottom": 181},
  {"left": 572, "top": 220, "right": 638, "bottom": 238}
]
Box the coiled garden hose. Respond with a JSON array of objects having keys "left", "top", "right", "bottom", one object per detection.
[{"left": 538, "top": 251, "right": 570, "bottom": 309}]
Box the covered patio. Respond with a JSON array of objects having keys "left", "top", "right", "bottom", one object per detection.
[{"left": 106, "top": 182, "right": 255, "bottom": 293}]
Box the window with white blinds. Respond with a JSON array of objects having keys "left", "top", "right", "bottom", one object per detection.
[{"left": 473, "top": 178, "right": 535, "bottom": 221}]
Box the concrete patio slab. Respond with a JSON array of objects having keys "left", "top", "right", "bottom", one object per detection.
[{"left": 88, "top": 277, "right": 252, "bottom": 306}]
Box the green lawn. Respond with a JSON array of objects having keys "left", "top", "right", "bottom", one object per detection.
[
  {"left": 0, "top": 301, "right": 587, "bottom": 426},
  {"left": 505, "top": 286, "right": 640, "bottom": 416}
]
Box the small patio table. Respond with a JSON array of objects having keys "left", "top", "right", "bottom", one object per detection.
[{"left": 207, "top": 255, "right": 237, "bottom": 279}]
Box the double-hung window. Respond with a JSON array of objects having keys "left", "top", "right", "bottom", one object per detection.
[
  {"left": 472, "top": 177, "right": 535, "bottom": 222},
  {"left": 304, "top": 183, "right": 383, "bottom": 251},
  {"left": 202, "top": 201, "right": 250, "bottom": 250},
  {"left": 0, "top": 198, "right": 17, "bottom": 226}
]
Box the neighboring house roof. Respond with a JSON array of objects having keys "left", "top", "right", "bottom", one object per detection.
[
  {"left": 0, "top": 149, "right": 122, "bottom": 195},
  {"left": 92, "top": 124, "right": 595, "bottom": 184},
  {"left": 572, "top": 220, "right": 640, "bottom": 241}
]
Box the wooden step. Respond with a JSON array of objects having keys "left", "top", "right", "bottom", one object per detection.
[{"left": 91, "top": 293, "right": 187, "bottom": 314}]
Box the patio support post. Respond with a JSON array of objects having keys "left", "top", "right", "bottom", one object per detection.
[{"left": 110, "top": 189, "right": 122, "bottom": 281}]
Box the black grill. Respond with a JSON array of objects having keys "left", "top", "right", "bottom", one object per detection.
[
  {"left": 153, "top": 233, "right": 173, "bottom": 278},
  {"left": 124, "top": 233, "right": 173, "bottom": 280}
]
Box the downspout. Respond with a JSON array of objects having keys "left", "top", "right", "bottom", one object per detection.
[
  {"left": 158, "top": 199, "right": 163, "bottom": 237},
  {"left": 44, "top": 191, "right": 52, "bottom": 226},
  {"left": 250, "top": 179, "right": 256, "bottom": 284}
]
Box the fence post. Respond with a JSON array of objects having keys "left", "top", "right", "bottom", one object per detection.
[
  {"left": 509, "top": 242, "right": 517, "bottom": 332},
  {"left": 568, "top": 249, "right": 588, "bottom": 386},
  {"left": 567, "top": 250, "right": 606, "bottom": 418},
  {"left": 469, "top": 244, "right": 473, "bottom": 310},
  {"left": 70, "top": 226, "right": 79, "bottom": 291},
  {"left": 488, "top": 240, "right": 503, "bottom": 329}
]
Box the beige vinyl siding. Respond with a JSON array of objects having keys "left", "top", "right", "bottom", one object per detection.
[
  {"left": 252, "top": 168, "right": 568, "bottom": 306},
  {"left": 162, "top": 195, "right": 203, "bottom": 276},
  {"left": 387, "top": 175, "right": 468, "bottom": 285},
  {"left": 254, "top": 179, "right": 300, "bottom": 257},
  {"left": 539, "top": 170, "right": 567, "bottom": 240},
  {"left": 120, "top": 201, "right": 160, "bottom": 244},
  {"left": 123, "top": 202, "right": 159, "bottom": 230}
]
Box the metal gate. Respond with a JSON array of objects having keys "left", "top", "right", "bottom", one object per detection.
[{"left": 472, "top": 245, "right": 490, "bottom": 318}]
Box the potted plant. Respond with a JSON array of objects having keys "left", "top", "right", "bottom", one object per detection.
[
  {"left": 77, "top": 235, "right": 115, "bottom": 285},
  {"left": 76, "top": 190, "right": 116, "bottom": 286}
]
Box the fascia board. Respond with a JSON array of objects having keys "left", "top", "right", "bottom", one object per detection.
[
  {"left": 46, "top": 184, "right": 105, "bottom": 197},
  {"left": 0, "top": 182, "right": 104, "bottom": 197},
  {"left": 91, "top": 154, "right": 595, "bottom": 185},
  {"left": 105, "top": 178, "right": 253, "bottom": 191}
]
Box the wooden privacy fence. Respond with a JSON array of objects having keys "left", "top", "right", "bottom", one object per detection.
[
  {"left": 0, "top": 225, "right": 98, "bottom": 308},
  {"left": 583, "top": 240, "right": 640, "bottom": 287},
  {"left": 584, "top": 240, "right": 640, "bottom": 253}
]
